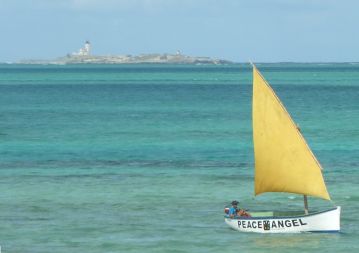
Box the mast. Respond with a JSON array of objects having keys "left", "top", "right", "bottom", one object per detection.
[
  {"left": 304, "top": 195, "right": 309, "bottom": 214},
  {"left": 296, "top": 125, "right": 309, "bottom": 214}
]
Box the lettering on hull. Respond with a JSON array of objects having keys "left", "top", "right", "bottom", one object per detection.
[{"left": 237, "top": 219, "right": 308, "bottom": 231}]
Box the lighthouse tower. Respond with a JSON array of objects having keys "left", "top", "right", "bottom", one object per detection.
[{"left": 84, "top": 41, "right": 91, "bottom": 56}]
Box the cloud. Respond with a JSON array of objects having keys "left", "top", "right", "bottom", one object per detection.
[
  {"left": 0, "top": 0, "right": 226, "bottom": 13},
  {"left": 69, "top": 0, "right": 202, "bottom": 12}
]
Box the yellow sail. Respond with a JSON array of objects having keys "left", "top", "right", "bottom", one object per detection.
[{"left": 252, "top": 65, "right": 330, "bottom": 200}]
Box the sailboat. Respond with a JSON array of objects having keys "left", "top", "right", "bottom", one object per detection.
[{"left": 224, "top": 64, "right": 341, "bottom": 233}]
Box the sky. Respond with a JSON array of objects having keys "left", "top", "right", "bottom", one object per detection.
[{"left": 0, "top": 0, "right": 358, "bottom": 62}]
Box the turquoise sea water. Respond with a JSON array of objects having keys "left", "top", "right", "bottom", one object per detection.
[{"left": 0, "top": 63, "right": 358, "bottom": 252}]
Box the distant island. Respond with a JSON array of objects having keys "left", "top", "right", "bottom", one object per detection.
[{"left": 18, "top": 41, "right": 232, "bottom": 65}]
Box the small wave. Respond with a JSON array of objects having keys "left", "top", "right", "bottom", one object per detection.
[{"left": 1, "top": 159, "right": 250, "bottom": 169}]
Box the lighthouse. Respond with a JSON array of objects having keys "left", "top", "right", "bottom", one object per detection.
[{"left": 73, "top": 41, "right": 91, "bottom": 56}]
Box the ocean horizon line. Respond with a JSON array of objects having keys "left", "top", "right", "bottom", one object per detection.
[{"left": 1, "top": 61, "right": 359, "bottom": 65}]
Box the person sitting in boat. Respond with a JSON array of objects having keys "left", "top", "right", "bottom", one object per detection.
[
  {"left": 228, "top": 200, "right": 239, "bottom": 218},
  {"left": 237, "top": 208, "right": 251, "bottom": 217},
  {"left": 226, "top": 200, "right": 251, "bottom": 218}
]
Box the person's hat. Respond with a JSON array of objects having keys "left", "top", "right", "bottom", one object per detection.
[{"left": 231, "top": 200, "right": 239, "bottom": 205}]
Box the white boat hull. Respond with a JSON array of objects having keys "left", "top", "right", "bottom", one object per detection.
[{"left": 225, "top": 206, "right": 340, "bottom": 233}]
